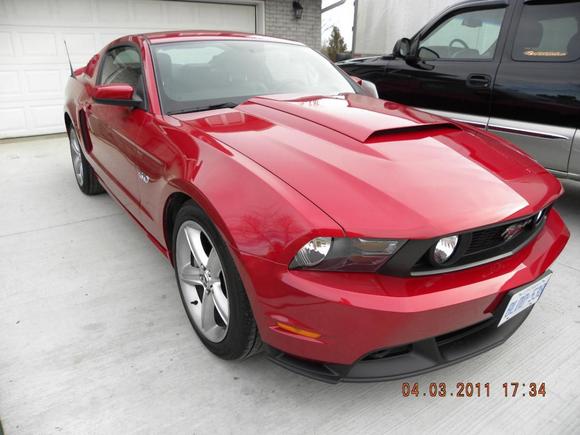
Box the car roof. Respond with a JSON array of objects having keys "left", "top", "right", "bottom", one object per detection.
[{"left": 139, "top": 30, "right": 304, "bottom": 46}]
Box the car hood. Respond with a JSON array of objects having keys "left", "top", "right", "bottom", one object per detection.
[{"left": 174, "top": 94, "right": 562, "bottom": 238}]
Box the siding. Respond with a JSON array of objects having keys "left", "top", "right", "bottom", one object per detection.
[{"left": 265, "top": 0, "right": 322, "bottom": 48}]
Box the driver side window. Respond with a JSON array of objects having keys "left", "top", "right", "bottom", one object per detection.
[
  {"left": 419, "top": 8, "right": 506, "bottom": 60},
  {"left": 98, "top": 46, "right": 145, "bottom": 99}
]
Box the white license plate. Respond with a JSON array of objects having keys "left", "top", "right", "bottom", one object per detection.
[{"left": 498, "top": 273, "right": 552, "bottom": 327}]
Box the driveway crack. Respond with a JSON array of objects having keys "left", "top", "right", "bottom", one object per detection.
[{"left": 0, "top": 213, "right": 123, "bottom": 239}]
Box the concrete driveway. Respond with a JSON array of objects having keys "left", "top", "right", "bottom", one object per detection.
[{"left": 1, "top": 134, "right": 579, "bottom": 434}]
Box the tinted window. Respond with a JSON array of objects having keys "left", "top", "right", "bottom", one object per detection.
[
  {"left": 152, "top": 40, "right": 356, "bottom": 115},
  {"left": 98, "top": 46, "right": 145, "bottom": 98},
  {"left": 419, "top": 8, "right": 505, "bottom": 60},
  {"left": 513, "top": 2, "right": 580, "bottom": 61}
]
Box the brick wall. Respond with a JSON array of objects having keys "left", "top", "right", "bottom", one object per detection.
[{"left": 265, "top": 0, "right": 322, "bottom": 49}]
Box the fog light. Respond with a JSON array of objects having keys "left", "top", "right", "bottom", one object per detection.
[{"left": 432, "top": 235, "right": 459, "bottom": 265}]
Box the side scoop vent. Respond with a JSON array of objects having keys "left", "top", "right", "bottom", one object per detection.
[{"left": 365, "top": 123, "right": 461, "bottom": 143}]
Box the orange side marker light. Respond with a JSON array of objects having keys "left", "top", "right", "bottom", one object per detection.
[{"left": 276, "top": 322, "right": 321, "bottom": 339}]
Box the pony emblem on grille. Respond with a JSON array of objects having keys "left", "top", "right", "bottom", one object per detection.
[{"left": 501, "top": 219, "right": 531, "bottom": 241}]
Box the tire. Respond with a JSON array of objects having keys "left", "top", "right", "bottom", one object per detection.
[
  {"left": 68, "top": 126, "right": 104, "bottom": 195},
  {"left": 172, "top": 200, "right": 262, "bottom": 360}
]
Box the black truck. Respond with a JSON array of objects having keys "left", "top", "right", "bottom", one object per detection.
[{"left": 338, "top": 0, "right": 580, "bottom": 180}]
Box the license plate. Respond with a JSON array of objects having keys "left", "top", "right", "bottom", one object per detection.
[{"left": 498, "top": 272, "right": 552, "bottom": 327}]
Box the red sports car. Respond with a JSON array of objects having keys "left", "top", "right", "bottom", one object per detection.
[{"left": 64, "top": 31, "right": 569, "bottom": 383}]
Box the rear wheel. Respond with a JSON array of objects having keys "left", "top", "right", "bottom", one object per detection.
[
  {"left": 68, "top": 126, "right": 104, "bottom": 195},
  {"left": 172, "top": 201, "right": 262, "bottom": 360}
]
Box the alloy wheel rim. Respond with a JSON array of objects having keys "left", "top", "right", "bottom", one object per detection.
[
  {"left": 176, "top": 220, "right": 230, "bottom": 343},
  {"left": 69, "top": 131, "right": 84, "bottom": 186}
]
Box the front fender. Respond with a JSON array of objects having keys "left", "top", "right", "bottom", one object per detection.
[{"left": 162, "top": 132, "right": 345, "bottom": 266}]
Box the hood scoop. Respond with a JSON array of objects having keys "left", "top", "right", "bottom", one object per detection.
[
  {"left": 365, "top": 123, "right": 460, "bottom": 143},
  {"left": 248, "top": 94, "right": 462, "bottom": 143}
]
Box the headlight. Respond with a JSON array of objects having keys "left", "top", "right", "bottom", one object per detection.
[
  {"left": 534, "top": 209, "right": 545, "bottom": 225},
  {"left": 431, "top": 235, "right": 459, "bottom": 265},
  {"left": 290, "top": 237, "right": 405, "bottom": 272},
  {"left": 290, "top": 237, "right": 333, "bottom": 268}
]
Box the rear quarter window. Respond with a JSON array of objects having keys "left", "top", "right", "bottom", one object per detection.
[{"left": 512, "top": 2, "right": 580, "bottom": 62}]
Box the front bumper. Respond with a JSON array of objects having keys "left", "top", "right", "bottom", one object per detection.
[
  {"left": 266, "top": 288, "right": 534, "bottom": 383},
  {"left": 234, "top": 209, "right": 569, "bottom": 379}
]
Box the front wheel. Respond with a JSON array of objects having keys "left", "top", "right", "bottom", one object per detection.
[
  {"left": 68, "top": 126, "right": 104, "bottom": 195},
  {"left": 172, "top": 201, "right": 262, "bottom": 360}
]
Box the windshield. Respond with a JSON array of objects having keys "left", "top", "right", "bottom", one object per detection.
[{"left": 151, "top": 40, "right": 356, "bottom": 114}]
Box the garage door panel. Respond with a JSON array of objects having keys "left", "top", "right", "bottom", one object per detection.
[
  {"left": 0, "top": 32, "right": 14, "bottom": 56},
  {"left": 25, "top": 70, "right": 62, "bottom": 94},
  {"left": 20, "top": 32, "right": 58, "bottom": 56},
  {"left": 30, "top": 104, "right": 63, "bottom": 129},
  {"left": 0, "top": 107, "right": 27, "bottom": 136},
  {"left": 64, "top": 33, "right": 97, "bottom": 56},
  {"left": 97, "top": 0, "right": 131, "bottom": 23},
  {"left": 133, "top": 1, "right": 165, "bottom": 24},
  {"left": 166, "top": 2, "right": 204, "bottom": 25},
  {"left": 0, "top": 0, "right": 260, "bottom": 138},
  {"left": 202, "top": 3, "right": 256, "bottom": 31},
  {"left": 9, "top": 0, "right": 52, "bottom": 22},
  {"left": 0, "top": 71, "right": 20, "bottom": 96},
  {"left": 55, "top": 0, "right": 94, "bottom": 23},
  {"left": 97, "top": 32, "right": 132, "bottom": 48},
  {"left": 0, "top": 66, "right": 76, "bottom": 101}
]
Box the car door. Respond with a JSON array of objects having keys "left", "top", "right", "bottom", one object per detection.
[
  {"left": 489, "top": 1, "right": 580, "bottom": 173},
  {"left": 571, "top": 130, "right": 580, "bottom": 179},
  {"left": 87, "top": 44, "right": 147, "bottom": 216},
  {"left": 382, "top": 3, "right": 513, "bottom": 129}
]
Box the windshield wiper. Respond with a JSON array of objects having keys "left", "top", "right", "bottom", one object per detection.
[{"left": 169, "top": 102, "right": 238, "bottom": 115}]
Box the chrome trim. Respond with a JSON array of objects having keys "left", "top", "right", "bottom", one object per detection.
[
  {"left": 488, "top": 118, "right": 574, "bottom": 172},
  {"left": 569, "top": 129, "right": 580, "bottom": 177},
  {"left": 411, "top": 251, "right": 514, "bottom": 276},
  {"left": 550, "top": 169, "right": 580, "bottom": 182},
  {"left": 137, "top": 171, "right": 150, "bottom": 183},
  {"left": 548, "top": 169, "right": 570, "bottom": 179},
  {"left": 488, "top": 124, "right": 570, "bottom": 140},
  {"left": 415, "top": 107, "right": 489, "bottom": 128}
]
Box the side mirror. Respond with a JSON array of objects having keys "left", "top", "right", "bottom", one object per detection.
[
  {"left": 360, "top": 80, "right": 379, "bottom": 98},
  {"left": 393, "top": 38, "right": 411, "bottom": 58},
  {"left": 93, "top": 84, "right": 143, "bottom": 108},
  {"left": 350, "top": 75, "right": 364, "bottom": 86},
  {"left": 351, "top": 76, "right": 379, "bottom": 98}
]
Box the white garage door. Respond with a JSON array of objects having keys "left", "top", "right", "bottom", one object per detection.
[{"left": 0, "top": 0, "right": 262, "bottom": 138}]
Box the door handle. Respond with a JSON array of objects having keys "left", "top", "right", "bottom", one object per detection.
[{"left": 467, "top": 74, "right": 491, "bottom": 88}]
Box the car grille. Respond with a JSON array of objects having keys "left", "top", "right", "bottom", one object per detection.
[
  {"left": 463, "top": 213, "right": 542, "bottom": 257},
  {"left": 379, "top": 206, "right": 551, "bottom": 277},
  {"left": 414, "top": 209, "right": 550, "bottom": 275},
  {"left": 465, "top": 225, "right": 510, "bottom": 255}
]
